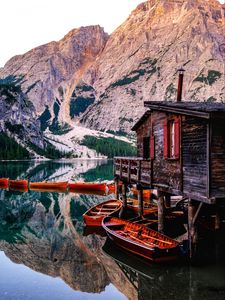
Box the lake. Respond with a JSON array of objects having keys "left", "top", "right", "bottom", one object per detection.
[{"left": 0, "top": 160, "right": 224, "bottom": 300}]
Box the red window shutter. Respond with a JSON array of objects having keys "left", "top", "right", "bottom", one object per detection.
[
  {"left": 174, "top": 117, "right": 181, "bottom": 159},
  {"left": 163, "top": 120, "right": 168, "bottom": 159},
  {"left": 150, "top": 135, "right": 155, "bottom": 159}
]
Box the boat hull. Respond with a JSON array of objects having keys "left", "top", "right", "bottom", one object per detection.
[
  {"left": 102, "top": 217, "right": 180, "bottom": 262},
  {"left": 9, "top": 180, "right": 28, "bottom": 191},
  {"left": 132, "top": 189, "right": 151, "bottom": 200},
  {"left": 0, "top": 178, "right": 9, "bottom": 189},
  {"left": 127, "top": 199, "right": 157, "bottom": 215},
  {"left": 83, "top": 200, "right": 122, "bottom": 227},
  {"left": 69, "top": 182, "right": 106, "bottom": 192},
  {"left": 30, "top": 182, "right": 68, "bottom": 192}
]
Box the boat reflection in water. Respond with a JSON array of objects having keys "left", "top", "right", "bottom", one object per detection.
[
  {"left": 0, "top": 160, "right": 224, "bottom": 300},
  {"left": 0, "top": 190, "right": 111, "bottom": 294},
  {"left": 102, "top": 238, "right": 225, "bottom": 300}
]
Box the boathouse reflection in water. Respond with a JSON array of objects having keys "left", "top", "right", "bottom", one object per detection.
[{"left": 0, "top": 161, "right": 224, "bottom": 299}]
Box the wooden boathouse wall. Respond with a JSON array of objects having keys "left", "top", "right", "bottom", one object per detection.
[
  {"left": 122, "top": 102, "right": 225, "bottom": 204},
  {"left": 114, "top": 101, "right": 225, "bottom": 260},
  {"left": 211, "top": 117, "right": 225, "bottom": 198}
]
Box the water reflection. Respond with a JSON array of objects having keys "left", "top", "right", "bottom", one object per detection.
[
  {"left": 0, "top": 159, "right": 113, "bottom": 182},
  {"left": 0, "top": 160, "right": 224, "bottom": 300},
  {"left": 0, "top": 190, "right": 109, "bottom": 293},
  {"left": 102, "top": 240, "right": 225, "bottom": 300}
]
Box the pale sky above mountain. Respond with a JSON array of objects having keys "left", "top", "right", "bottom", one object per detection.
[{"left": 0, "top": 0, "right": 224, "bottom": 67}]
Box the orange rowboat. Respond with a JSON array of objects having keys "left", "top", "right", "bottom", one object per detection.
[
  {"left": 30, "top": 181, "right": 68, "bottom": 192},
  {"left": 9, "top": 179, "right": 28, "bottom": 191},
  {"left": 127, "top": 198, "right": 158, "bottom": 215},
  {"left": 69, "top": 189, "right": 107, "bottom": 196},
  {"left": 102, "top": 217, "right": 180, "bottom": 262},
  {"left": 106, "top": 183, "right": 115, "bottom": 194},
  {"left": 83, "top": 200, "right": 122, "bottom": 227},
  {"left": 132, "top": 188, "right": 151, "bottom": 200},
  {"left": 0, "top": 178, "right": 9, "bottom": 189},
  {"left": 68, "top": 182, "right": 107, "bottom": 193}
]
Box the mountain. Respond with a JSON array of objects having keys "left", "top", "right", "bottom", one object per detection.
[
  {"left": 0, "top": 76, "right": 45, "bottom": 158},
  {"left": 0, "top": 25, "right": 108, "bottom": 129},
  {"left": 80, "top": 0, "right": 225, "bottom": 133},
  {"left": 0, "top": 0, "right": 224, "bottom": 158}
]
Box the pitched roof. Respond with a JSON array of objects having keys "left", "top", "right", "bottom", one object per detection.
[
  {"left": 132, "top": 101, "right": 225, "bottom": 131},
  {"left": 131, "top": 111, "right": 151, "bottom": 131},
  {"left": 144, "top": 101, "right": 225, "bottom": 119}
]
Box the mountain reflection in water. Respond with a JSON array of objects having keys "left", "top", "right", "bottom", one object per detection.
[{"left": 0, "top": 160, "right": 224, "bottom": 300}]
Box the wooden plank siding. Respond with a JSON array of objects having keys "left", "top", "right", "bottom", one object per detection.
[
  {"left": 211, "top": 117, "right": 225, "bottom": 198},
  {"left": 182, "top": 116, "right": 208, "bottom": 201},
  {"left": 151, "top": 112, "right": 182, "bottom": 194},
  {"left": 136, "top": 116, "right": 151, "bottom": 157},
  {"left": 115, "top": 104, "right": 225, "bottom": 204}
]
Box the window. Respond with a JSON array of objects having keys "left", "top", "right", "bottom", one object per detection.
[
  {"left": 143, "top": 137, "right": 150, "bottom": 159},
  {"left": 164, "top": 117, "right": 180, "bottom": 159}
]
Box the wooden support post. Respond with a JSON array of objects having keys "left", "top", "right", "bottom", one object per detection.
[
  {"left": 188, "top": 199, "right": 198, "bottom": 261},
  {"left": 137, "top": 189, "right": 144, "bottom": 217},
  {"left": 122, "top": 183, "right": 127, "bottom": 209},
  {"left": 158, "top": 191, "right": 165, "bottom": 233},
  {"left": 114, "top": 177, "right": 119, "bottom": 200},
  {"left": 164, "top": 193, "right": 171, "bottom": 209},
  {"left": 215, "top": 204, "right": 221, "bottom": 231},
  {"left": 119, "top": 182, "right": 127, "bottom": 218}
]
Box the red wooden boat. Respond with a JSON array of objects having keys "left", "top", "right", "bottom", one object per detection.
[
  {"left": 68, "top": 182, "right": 107, "bottom": 193},
  {"left": 102, "top": 217, "right": 180, "bottom": 262},
  {"left": 9, "top": 179, "right": 28, "bottom": 192},
  {"left": 83, "top": 200, "right": 122, "bottom": 227},
  {"left": 127, "top": 198, "right": 158, "bottom": 215},
  {"left": 132, "top": 188, "right": 152, "bottom": 200},
  {"left": 9, "top": 179, "right": 28, "bottom": 188},
  {"left": 107, "top": 183, "right": 115, "bottom": 194},
  {"left": 70, "top": 189, "right": 107, "bottom": 196},
  {"left": 30, "top": 181, "right": 68, "bottom": 192},
  {"left": 0, "top": 178, "right": 9, "bottom": 189}
]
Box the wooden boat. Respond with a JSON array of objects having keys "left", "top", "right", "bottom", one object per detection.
[
  {"left": 83, "top": 200, "right": 122, "bottom": 227},
  {"left": 106, "top": 183, "right": 115, "bottom": 194},
  {"left": 0, "top": 178, "right": 9, "bottom": 189},
  {"left": 69, "top": 182, "right": 107, "bottom": 193},
  {"left": 132, "top": 188, "right": 152, "bottom": 200},
  {"left": 9, "top": 179, "right": 28, "bottom": 190},
  {"left": 29, "top": 181, "right": 68, "bottom": 192},
  {"left": 70, "top": 189, "right": 107, "bottom": 196},
  {"left": 127, "top": 198, "right": 158, "bottom": 215},
  {"left": 102, "top": 217, "right": 180, "bottom": 262}
]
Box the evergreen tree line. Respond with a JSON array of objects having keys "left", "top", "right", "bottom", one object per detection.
[
  {"left": 81, "top": 135, "right": 137, "bottom": 158},
  {"left": 0, "top": 133, "right": 30, "bottom": 160}
]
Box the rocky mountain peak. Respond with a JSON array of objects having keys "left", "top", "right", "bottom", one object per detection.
[
  {"left": 0, "top": 25, "right": 108, "bottom": 127},
  {"left": 0, "top": 0, "right": 224, "bottom": 141},
  {"left": 79, "top": 0, "right": 225, "bottom": 133}
]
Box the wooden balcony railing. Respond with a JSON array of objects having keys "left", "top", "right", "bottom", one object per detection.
[{"left": 114, "top": 157, "right": 151, "bottom": 185}]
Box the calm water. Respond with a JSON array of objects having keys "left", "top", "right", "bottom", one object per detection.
[{"left": 0, "top": 160, "right": 224, "bottom": 300}]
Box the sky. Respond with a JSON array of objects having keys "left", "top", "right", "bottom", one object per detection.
[
  {"left": 0, "top": 0, "right": 224, "bottom": 67},
  {"left": 0, "top": 0, "right": 144, "bottom": 67}
]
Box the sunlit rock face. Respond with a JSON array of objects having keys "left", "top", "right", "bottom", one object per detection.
[
  {"left": 80, "top": 0, "right": 225, "bottom": 132},
  {"left": 0, "top": 26, "right": 108, "bottom": 126},
  {"left": 0, "top": 89, "right": 44, "bottom": 149},
  {"left": 0, "top": 0, "right": 224, "bottom": 136}
]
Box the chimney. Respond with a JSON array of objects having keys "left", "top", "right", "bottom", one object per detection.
[{"left": 177, "top": 67, "right": 185, "bottom": 102}]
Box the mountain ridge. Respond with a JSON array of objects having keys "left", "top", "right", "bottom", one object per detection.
[{"left": 0, "top": 0, "right": 224, "bottom": 158}]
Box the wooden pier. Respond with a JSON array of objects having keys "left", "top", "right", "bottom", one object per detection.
[{"left": 114, "top": 101, "right": 225, "bottom": 260}]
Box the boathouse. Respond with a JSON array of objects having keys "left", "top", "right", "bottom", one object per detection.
[{"left": 114, "top": 74, "right": 225, "bottom": 259}]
